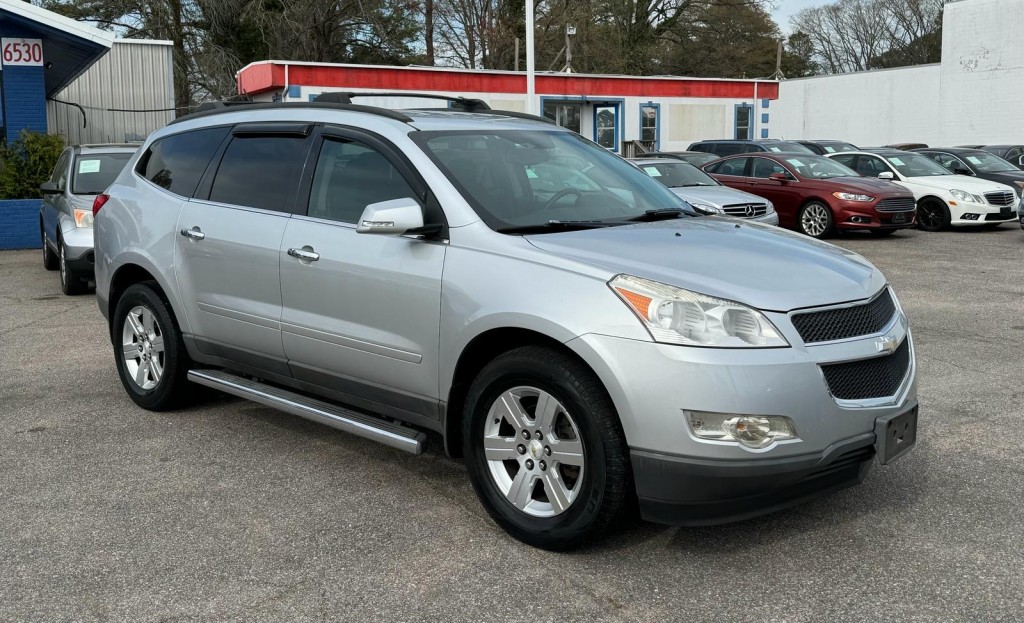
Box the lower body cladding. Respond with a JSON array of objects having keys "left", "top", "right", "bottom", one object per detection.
[{"left": 568, "top": 317, "right": 917, "bottom": 526}]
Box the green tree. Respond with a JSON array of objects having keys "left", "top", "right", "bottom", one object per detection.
[{"left": 0, "top": 131, "right": 66, "bottom": 200}]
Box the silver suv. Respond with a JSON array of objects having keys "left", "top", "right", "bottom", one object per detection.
[{"left": 94, "top": 96, "right": 918, "bottom": 550}]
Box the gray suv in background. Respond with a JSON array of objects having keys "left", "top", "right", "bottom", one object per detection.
[{"left": 94, "top": 95, "right": 918, "bottom": 549}]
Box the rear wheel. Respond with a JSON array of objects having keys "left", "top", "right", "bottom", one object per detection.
[
  {"left": 463, "top": 346, "right": 632, "bottom": 550},
  {"left": 798, "top": 201, "right": 834, "bottom": 238},
  {"left": 113, "top": 282, "right": 192, "bottom": 411},
  {"left": 58, "top": 238, "right": 88, "bottom": 295},
  {"left": 916, "top": 199, "right": 949, "bottom": 232},
  {"left": 41, "top": 224, "right": 58, "bottom": 271}
]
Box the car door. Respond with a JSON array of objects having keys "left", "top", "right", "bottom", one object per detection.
[
  {"left": 174, "top": 123, "right": 312, "bottom": 377},
  {"left": 42, "top": 150, "right": 71, "bottom": 246},
  {"left": 749, "top": 157, "right": 799, "bottom": 226},
  {"left": 279, "top": 127, "right": 447, "bottom": 424}
]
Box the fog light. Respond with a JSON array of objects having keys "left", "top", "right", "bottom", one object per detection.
[
  {"left": 962, "top": 213, "right": 980, "bottom": 220},
  {"left": 686, "top": 411, "right": 798, "bottom": 449}
]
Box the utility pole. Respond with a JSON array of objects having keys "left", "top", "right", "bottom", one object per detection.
[
  {"left": 563, "top": 25, "right": 576, "bottom": 74},
  {"left": 515, "top": 38, "right": 520, "bottom": 72},
  {"left": 526, "top": 0, "right": 536, "bottom": 114},
  {"left": 771, "top": 40, "right": 786, "bottom": 80}
]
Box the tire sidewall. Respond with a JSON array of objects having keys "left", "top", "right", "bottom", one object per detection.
[
  {"left": 799, "top": 201, "right": 833, "bottom": 238},
  {"left": 112, "top": 283, "right": 186, "bottom": 410},
  {"left": 917, "top": 199, "right": 948, "bottom": 232},
  {"left": 463, "top": 355, "right": 610, "bottom": 548}
]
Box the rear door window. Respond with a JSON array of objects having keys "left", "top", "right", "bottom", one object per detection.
[
  {"left": 709, "top": 157, "right": 750, "bottom": 176},
  {"left": 138, "top": 127, "right": 229, "bottom": 197},
  {"left": 209, "top": 135, "right": 309, "bottom": 212}
]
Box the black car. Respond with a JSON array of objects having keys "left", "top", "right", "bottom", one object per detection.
[
  {"left": 796, "top": 140, "right": 859, "bottom": 155},
  {"left": 913, "top": 148, "right": 1024, "bottom": 199},
  {"left": 687, "top": 139, "right": 814, "bottom": 158},
  {"left": 977, "top": 145, "right": 1024, "bottom": 170},
  {"left": 642, "top": 151, "right": 720, "bottom": 167}
]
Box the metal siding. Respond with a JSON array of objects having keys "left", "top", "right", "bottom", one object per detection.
[{"left": 47, "top": 40, "right": 174, "bottom": 144}]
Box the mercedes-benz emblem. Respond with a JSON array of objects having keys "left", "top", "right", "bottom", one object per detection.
[{"left": 744, "top": 204, "right": 756, "bottom": 217}]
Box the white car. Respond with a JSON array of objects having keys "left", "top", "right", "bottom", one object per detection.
[{"left": 828, "top": 150, "right": 1019, "bottom": 231}]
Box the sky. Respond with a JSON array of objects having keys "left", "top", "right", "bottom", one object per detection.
[{"left": 771, "top": 0, "right": 831, "bottom": 31}]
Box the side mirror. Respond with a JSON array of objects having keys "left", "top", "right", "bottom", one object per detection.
[
  {"left": 1018, "top": 155, "right": 1024, "bottom": 166},
  {"left": 953, "top": 167, "right": 974, "bottom": 176},
  {"left": 356, "top": 198, "right": 425, "bottom": 236},
  {"left": 40, "top": 181, "right": 60, "bottom": 194},
  {"left": 878, "top": 172, "right": 895, "bottom": 181},
  {"left": 768, "top": 172, "right": 789, "bottom": 182}
]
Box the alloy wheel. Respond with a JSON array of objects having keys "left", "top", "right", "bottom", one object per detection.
[
  {"left": 121, "top": 305, "right": 166, "bottom": 391},
  {"left": 801, "top": 203, "right": 830, "bottom": 237},
  {"left": 482, "top": 386, "right": 585, "bottom": 517},
  {"left": 918, "top": 203, "right": 944, "bottom": 231}
]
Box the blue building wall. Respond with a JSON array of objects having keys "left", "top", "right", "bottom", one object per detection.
[
  {"left": 0, "top": 200, "right": 43, "bottom": 249},
  {"left": 0, "top": 22, "right": 48, "bottom": 143}
]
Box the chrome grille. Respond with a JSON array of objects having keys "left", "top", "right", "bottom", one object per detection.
[
  {"left": 821, "top": 339, "right": 911, "bottom": 400},
  {"left": 792, "top": 289, "right": 897, "bottom": 344},
  {"left": 875, "top": 197, "right": 916, "bottom": 212},
  {"left": 722, "top": 203, "right": 768, "bottom": 218},
  {"left": 985, "top": 191, "right": 1015, "bottom": 207}
]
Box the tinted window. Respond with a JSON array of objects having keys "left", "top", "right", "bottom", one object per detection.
[
  {"left": 715, "top": 143, "right": 747, "bottom": 156},
  {"left": 782, "top": 156, "right": 859, "bottom": 179},
  {"left": 961, "top": 151, "right": 1018, "bottom": 173},
  {"left": 854, "top": 156, "right": 892, "bottom": 177},
  {"left": 139, "top": 127, "right": 229, "bottom": 197},
  {"left": 51, "top": 151, "right": 70, "bottom": 189},
  {"left": 712, "top": 157, "right": 749, "bottom": 176},
  {"left": 72, "top": 153, "right": 134, "bottom": 195},
  {"left": 637, "top": 161, "right": 719, "bottom": 188},
  {"left": 689, "top": 143, "right": 713, "bottom": 154},
  {"left": 209, "top": 135, "right": 308, "bottom": 211},
  {"left": 830, "top": 154, "right": 857, "bottom": 169},
  {"left": 308, "top": 139, "right": 419, "bottom": 224},
  {"left": 884, "top": 153, "right": 952, "bottom": 177},
  {"left": 750, "top": 158, "right": 788, "bottom": 179},
  {"left": 764, "top": 141, "right": 814, "bottom": 154}
]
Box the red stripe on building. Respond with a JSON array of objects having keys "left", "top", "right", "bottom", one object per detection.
[{"left": 237, "top": 63, "right": 779, "bottom": 100}]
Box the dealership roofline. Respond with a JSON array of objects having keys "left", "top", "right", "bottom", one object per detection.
[{"left": 0, "top": 0, "right": 114, "bottom": 47}]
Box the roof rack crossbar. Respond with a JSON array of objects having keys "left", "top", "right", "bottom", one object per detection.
[
  {"left": 313, "top": 91, "right": 491, "bottom": 112},
  {"left": 168, "top": 101, "right": 413, "bottom": 125}
]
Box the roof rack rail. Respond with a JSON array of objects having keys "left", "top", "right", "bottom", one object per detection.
[
  {"left": 313, "top": 91, "right": 491, "bottom": 112},
  {"left": 168, "top": 100, "right": 413, "bottom": 125}
]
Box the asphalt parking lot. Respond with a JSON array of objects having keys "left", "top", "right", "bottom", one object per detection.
[{"left": 2, "top": 226, "right": 1023, "bottom": 622}]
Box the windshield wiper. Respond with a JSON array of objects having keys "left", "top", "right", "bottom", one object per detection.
[
  {"left": 496, "top": 220, "right": 619, "bottom": 234},
  {"left": 629, "top": 208, "right": 689, "bottom": 222}
]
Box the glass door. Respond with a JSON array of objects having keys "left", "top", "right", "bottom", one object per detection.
[
  {"left": 594, "top": 105, "right": 617, "bottom": 150},
  {"left": 543, "top": 101, "right": 582, "bottom": 134}
]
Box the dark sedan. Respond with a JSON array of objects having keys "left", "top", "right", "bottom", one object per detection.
[
  {"left": 913, "top": 148, "right": 1024, "bottom": 203},
  {"left": 642, "top": 151, "right": 720, "bottom": 167},
  {"left": 977, "top": 145, "right": 1024, "bottom": 170},
  {"left": 796, "top": 140, "right": 859, "bottom": 155},
  {"left": 703, "top": 152, "right": 916, "bottom": 238}
]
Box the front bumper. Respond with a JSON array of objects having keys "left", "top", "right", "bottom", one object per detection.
[
  {"left": 751, "top": 211, "right": 779, "bottom": 226},
  {"left": 60, "top": 225, "right": 96, "bottom": 271},
  {"left": 950, "top": 200, "right": 1018, "bottom": 226},
  {"left": 567, "top": 303, "right": 916, "bottom": 524},
  {"left": 834, "top": 200, "right": 915, "bottom": 230}
]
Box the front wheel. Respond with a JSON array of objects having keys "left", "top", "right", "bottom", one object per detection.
[
  {"left": 463, "top": 346, "right": 632, "bottom": 550},
  {"left": 41, "top": 224, "right": 58, "bottom": 271},
  {"left": 916, "top": 199, "right": 949, "bottom": 232},
  {"left": 112, "top": 282, "right": 192, "bottom": 411},
  {"left": 798, "top": 201, "right": 834, "bottom": 238},
  {"left": 58, "top": 238, "right": 88, "bottom": 295}
]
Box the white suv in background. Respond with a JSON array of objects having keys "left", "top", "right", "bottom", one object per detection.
[{"left": 828, "top": 150, "right": 1019, "bottom": 231}]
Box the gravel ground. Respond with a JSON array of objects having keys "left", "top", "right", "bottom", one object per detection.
[{"left": 2, "top": 226, "right": 1023, "bottom": 622}]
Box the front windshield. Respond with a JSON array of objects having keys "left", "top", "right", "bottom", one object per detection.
[
  {"left": 885, "top": 153, "right": 953, "bottom": 177},
  {"left": 821, "top": 142, "right": 858, "bottom": 153},
  {"left": 962, "top": 151, "right": 1018, "bottom": 173},
  {"left": 72, "top": 153, "right": 134, "bottom": 194},
  {"left": 782, "top": 156, "right": 859, "bottom": 179},
  {"left": 415, "top": 130, "right": 696, "bottom": 231},
  {"left": 766, "top": 142, "right": 814, "bottom": 154},
  {"left": 637, "top": 161, "right": 719, "bottom": 188}
]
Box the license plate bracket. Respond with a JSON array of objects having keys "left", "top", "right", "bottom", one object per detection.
[
  {"left": 891, "top": 213, "right": 907, "bottom": 224},
  {"left": 874, "top": 406, "right": 917, "bottom": 465}
]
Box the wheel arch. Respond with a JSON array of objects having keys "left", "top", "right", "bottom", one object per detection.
[{"left": 107, "top": 261, "right": 185, "bottom": 337}]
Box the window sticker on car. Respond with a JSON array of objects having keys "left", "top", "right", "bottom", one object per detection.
[
  {"left": 890, "top": 157, "right": 905, "bottom": 166},
  {"left": 768, "top": 147, "right": 781, "bottom": 152},
  {"left": 78, "top": 159, "right": 101, "bottom": 174},
  {"left": 788, "top": 159, "right": 806, "bottom": 167},
  {"left": 644, "top": 167, "right": 662, "bottom": 177},
  {"left": 825, "top": 146, "right": 836, "bottom": 153},
  {"left": 525, "top": 168, "right": 538, "bottom": 179},
  {"left": 966, "top": 156, "right": 983, "bottom": 165}
]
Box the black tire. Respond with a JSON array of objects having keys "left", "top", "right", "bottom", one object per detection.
[
  {"left": 112, "top": 282, "right": 193, "bottom": 411},
  {"left": 916, "top": 199, "right": 949, "bottom": 232},
  {"left": 797, "top": 201, "right": 834, "bottom": 239},
  {"left": 58, "top": 238, "right": 88, "bottom": 295},
  {"left": 41, "top": 224, "right": 58, "bottom": 271},
  {"left": 869, "top": 229, "right": 898, "bottom": 237},
  {"left": 463, "top": 346, "right": 632, "bottom": 550}
]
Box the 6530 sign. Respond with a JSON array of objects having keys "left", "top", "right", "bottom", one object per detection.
[{"left": 1, "top": 39, "right": 44, "bottom": 66}]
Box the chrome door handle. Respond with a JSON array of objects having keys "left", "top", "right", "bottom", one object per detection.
[
  {"left": 180, "top": 228, "right": 205, "bottom": 241},
  {"left": 287, "top": 247, "right": 320, "bottom": 262}
]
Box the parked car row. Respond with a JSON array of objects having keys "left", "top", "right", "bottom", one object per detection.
[{"left": 633, "top": 138, "right": 1024, "bottom": 239}]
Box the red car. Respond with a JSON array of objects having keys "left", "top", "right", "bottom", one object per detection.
[{"left": 703, "top": 153, "right": 917, "bottom": 238}]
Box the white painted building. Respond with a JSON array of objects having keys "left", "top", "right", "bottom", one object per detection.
[{"left": 773, "top": 0, "right": 1024, "bottom": 146}]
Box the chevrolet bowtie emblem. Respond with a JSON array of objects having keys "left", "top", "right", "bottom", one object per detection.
[{"left": 876, "top": 336, "right": 899, "bottom": 354}]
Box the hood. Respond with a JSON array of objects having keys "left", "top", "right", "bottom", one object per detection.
[
  {"left": 906, "top": 174, "right": 1016, "bottom": 194},
  {"left": 983, "top": 171, "right": 1024, "bottom": 194},
  {"left": 527, "top": 218, "right": 885, "bottom": 312},
  {"left": 828, "top": 176, "right": 910, "bottom": 195},
  {"left": 669, "top": 185, "right": 767, "bottom": 208}
]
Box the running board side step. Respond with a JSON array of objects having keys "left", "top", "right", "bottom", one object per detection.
[{"left": 187, "top": 369, "right": 427, "bottom": 454}]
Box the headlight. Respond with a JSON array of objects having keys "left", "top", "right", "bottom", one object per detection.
[
  {"left": 832, "top": 192, "right": 874, "bottom": 202},
  {"left": 950, "top": 189, "right": 983, "bottom": 203},
  {"left": 765, "top": 201, "right": 775, "bottom": 214},
  {"left": 689, "top": 202, "right": 722, "bottom": 214},
  {"left": 687, "top": 411, "right": 798, "bottom": 449},
  {"left": 1013, "top": 181, "right": 1024, "bottom": 196},
  {"left": 609, "top": 275, "right": 788, "bottom": 348},
  {"left": 73, "top": 208, "right": 94, "bottom": 228}
]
